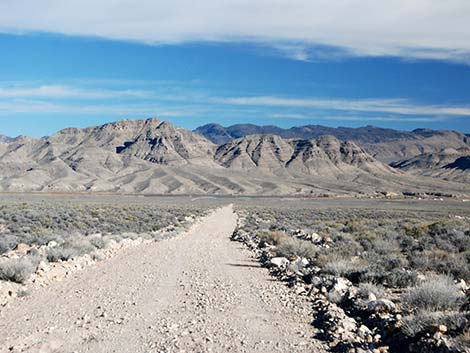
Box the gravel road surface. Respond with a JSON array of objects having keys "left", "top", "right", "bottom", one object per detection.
[{"left": 0, "top": 205, "right": 323, "bottom": 353}]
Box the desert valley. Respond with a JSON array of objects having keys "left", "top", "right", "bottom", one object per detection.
[
  {"left": 0, "top": 119, "right": 469, "bottom": 353},
  {"left": 1, "top": 1, "right": 470, "bottom": 352}
]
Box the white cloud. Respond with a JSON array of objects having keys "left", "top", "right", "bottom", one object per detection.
[
  {"left": 216, "top": 96, "right": 470, "bottom": 116},
  {"left": 0, "top": 85, "right": 150, "bottom": 99},
  {"left": 1, "top": 81, "right": 470, "bottom": 120},
  {"left": 0, "top": 1, "right": 469, "bottom": 62},
  {"left": 0, "top": 99, "right": 195, "bottom": 116}
]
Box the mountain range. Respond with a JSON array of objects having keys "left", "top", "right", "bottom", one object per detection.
[
  {"left": 196, "top": 123, "right": 470, "bottom": 184},
  {"left": 0, "top": 118, "right": 468, "bottom": 196}
]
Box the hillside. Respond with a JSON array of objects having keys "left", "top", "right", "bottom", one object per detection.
[
  {"left": 391, "top": 147, "right": 470, "bottom": 183},
  {"left": 214, "top": 134, "right": 393, "bottom": 176},
  {"left": 195, "top": 124, "right": 470, "bottom": 163},
  {"left": 0, "top": 118, "right": 469, "bottom": 196}
]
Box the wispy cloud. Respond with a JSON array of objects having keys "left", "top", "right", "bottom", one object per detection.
[
  {"left": 216, "top": 96, "right": 470, "bottom": 116},
  {"left": 0, "top": 99, "right": 198, "bottom": 117},
  {"left": 0, "top": 1, "right": 470, "bottom": 63},
  {"left": 0, "top": 82, "right": 468, "bottom": 125},
  {"left": 0, "top": 85, "right": 150, "bottom": 99}
]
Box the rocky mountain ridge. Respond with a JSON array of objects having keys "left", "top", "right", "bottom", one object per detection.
[
  {"left": 0, "top": 118, "right": 468, "bottom": 196},
  {"left": 195, "top": 123, "right": 470, "bottom": 164}
]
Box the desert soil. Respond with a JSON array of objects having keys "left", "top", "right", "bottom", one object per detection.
[{"left": 0, "top": 205, "right": 324, "bottom": 353}]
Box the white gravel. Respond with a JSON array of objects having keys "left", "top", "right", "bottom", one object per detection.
[{"left": 0, "top": 205, "right": 324, "bottom": 353}]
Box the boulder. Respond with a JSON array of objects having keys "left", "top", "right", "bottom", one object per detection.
[
  {"left": 14, "top": 243, "right": 31, "bottom": 254},
  {"left": 332, "top": 278, "right": 351, "bottom": 295},
  {"left": 288, "top": 257, "right": 309, "bottom": 275},
  {"left": 270, "top": 257, "right": 289, "bottom": 269},
  {"left": 457, "top": 279, "right": 468, "bottom": 291},
  {"left": 327, "top": 278, "right": 352, "bottom": 302}
]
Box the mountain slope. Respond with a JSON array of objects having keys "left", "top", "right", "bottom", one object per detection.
[
  {"left": 214, "top": 134, "right": 393, "bottom": 177},
  {"left": 196, "top": 124, "right": 470, "bottom": 164},
  {"left": 0, "top": 118, "right": 469, "bottom": 196},
  {"left": 391, "top": 147, "right": 470, "bottom": 183}
]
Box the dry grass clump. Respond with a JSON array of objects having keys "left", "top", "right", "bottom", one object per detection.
[
  {"left": 357, "top": 282, "right": 386, "bottom": 299},
  {"left": 324, "top": 258, "right": 365, "bottom": 277},
  {"left": 260, "top": 231, "right": 317, "bottom": 259},
  {"left": 46, "top": 238, "right": 96, "bottom": 262},
  {"left": 0, "top": 256, "right": 39, "bottom": 283}
]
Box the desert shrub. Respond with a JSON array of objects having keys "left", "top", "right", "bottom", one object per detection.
[
  {"left": 47, "top": 239, "right": 96, "bottom": 262},
  {"left": 241, "top": 206, "right": 470, "bottom": 290},
  {"left": 456, "top": 329, "right": 470, "bottom": 349},
  {"left": 237, "top": 205, "right": 470, "bottom": 351},
  {"left": 88, "top": 236, "right": 108, "bottom": 249},
  {"left": 402, "top": 311, "right": 468, "bottom": 337},
  {"left": 275, "top": 236, "right": 317, "bottom": 259},
  {"left": 324, "top": 258, "right": 364, "bottom": 277},
  {"left": 258, "top": 230, "right": 317, "bottom": 259},
  {"left": 0, "top": 234, "right": 19, "bottom": 254},
  {"left": 259, "top": 231, "right": 286, "bottom": 246},
  {"left": 343, "top": 220, "right": 366, "bottom": 233},
  {"left": 412, "top": 249, "right": 470, "bottom": 280},
  {"left": 0, "top": 202, "right": 207, "bottom": 250},
  {"left": 402, "top": 275, "right": 464, "bottom": 312},
  {"left": 327, "top": 290, "right": 344, "bottom": 304},
  {"left": 16, "top": 287, "right": 31, "bottom": 297},
  {"left": 357, "top": 282, "right": 386, "bottom": 299},
  {"left": 405, "top": 223, "right": 429, "bottom": 238},
  {"left": 0, "top": 256, "right": 39, "bottom": 283},
  {"left": 382, "top": 269, "right": 418, "bottom": 288}
]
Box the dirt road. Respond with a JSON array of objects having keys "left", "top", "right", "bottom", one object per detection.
[{"left": 0, "top": 205, "right": 323, "bottom": 353}]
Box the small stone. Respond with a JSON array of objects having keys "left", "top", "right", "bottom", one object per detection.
[
  {"left": 358, "top": 324, "right": 372, "bottom": 337},
  {"left": 48, "top": 241, "right": 58, "bottom": 248}
]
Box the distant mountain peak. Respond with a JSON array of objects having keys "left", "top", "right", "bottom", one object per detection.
[
  {"left": 0, "top": 134, "right": 13, "bottom": 143},
  {"left": 195, "top": 123, "right": 470, "bottom": 165}
]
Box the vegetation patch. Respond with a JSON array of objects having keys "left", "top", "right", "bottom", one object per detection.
[{"left": 234, "top": 205, "right": 470, "bottom": 353}]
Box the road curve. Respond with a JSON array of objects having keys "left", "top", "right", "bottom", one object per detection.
[{"left": 0, "top": 205, "right": 323, "bottom": 353}]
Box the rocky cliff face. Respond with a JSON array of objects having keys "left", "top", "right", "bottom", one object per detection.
[{"left": 112, "top": 120, "right": 215, "bottom": 166}]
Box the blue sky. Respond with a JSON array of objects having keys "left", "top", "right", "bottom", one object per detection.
[{"left": 0, "top": 1, "right": 469, "bottom": 137}]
